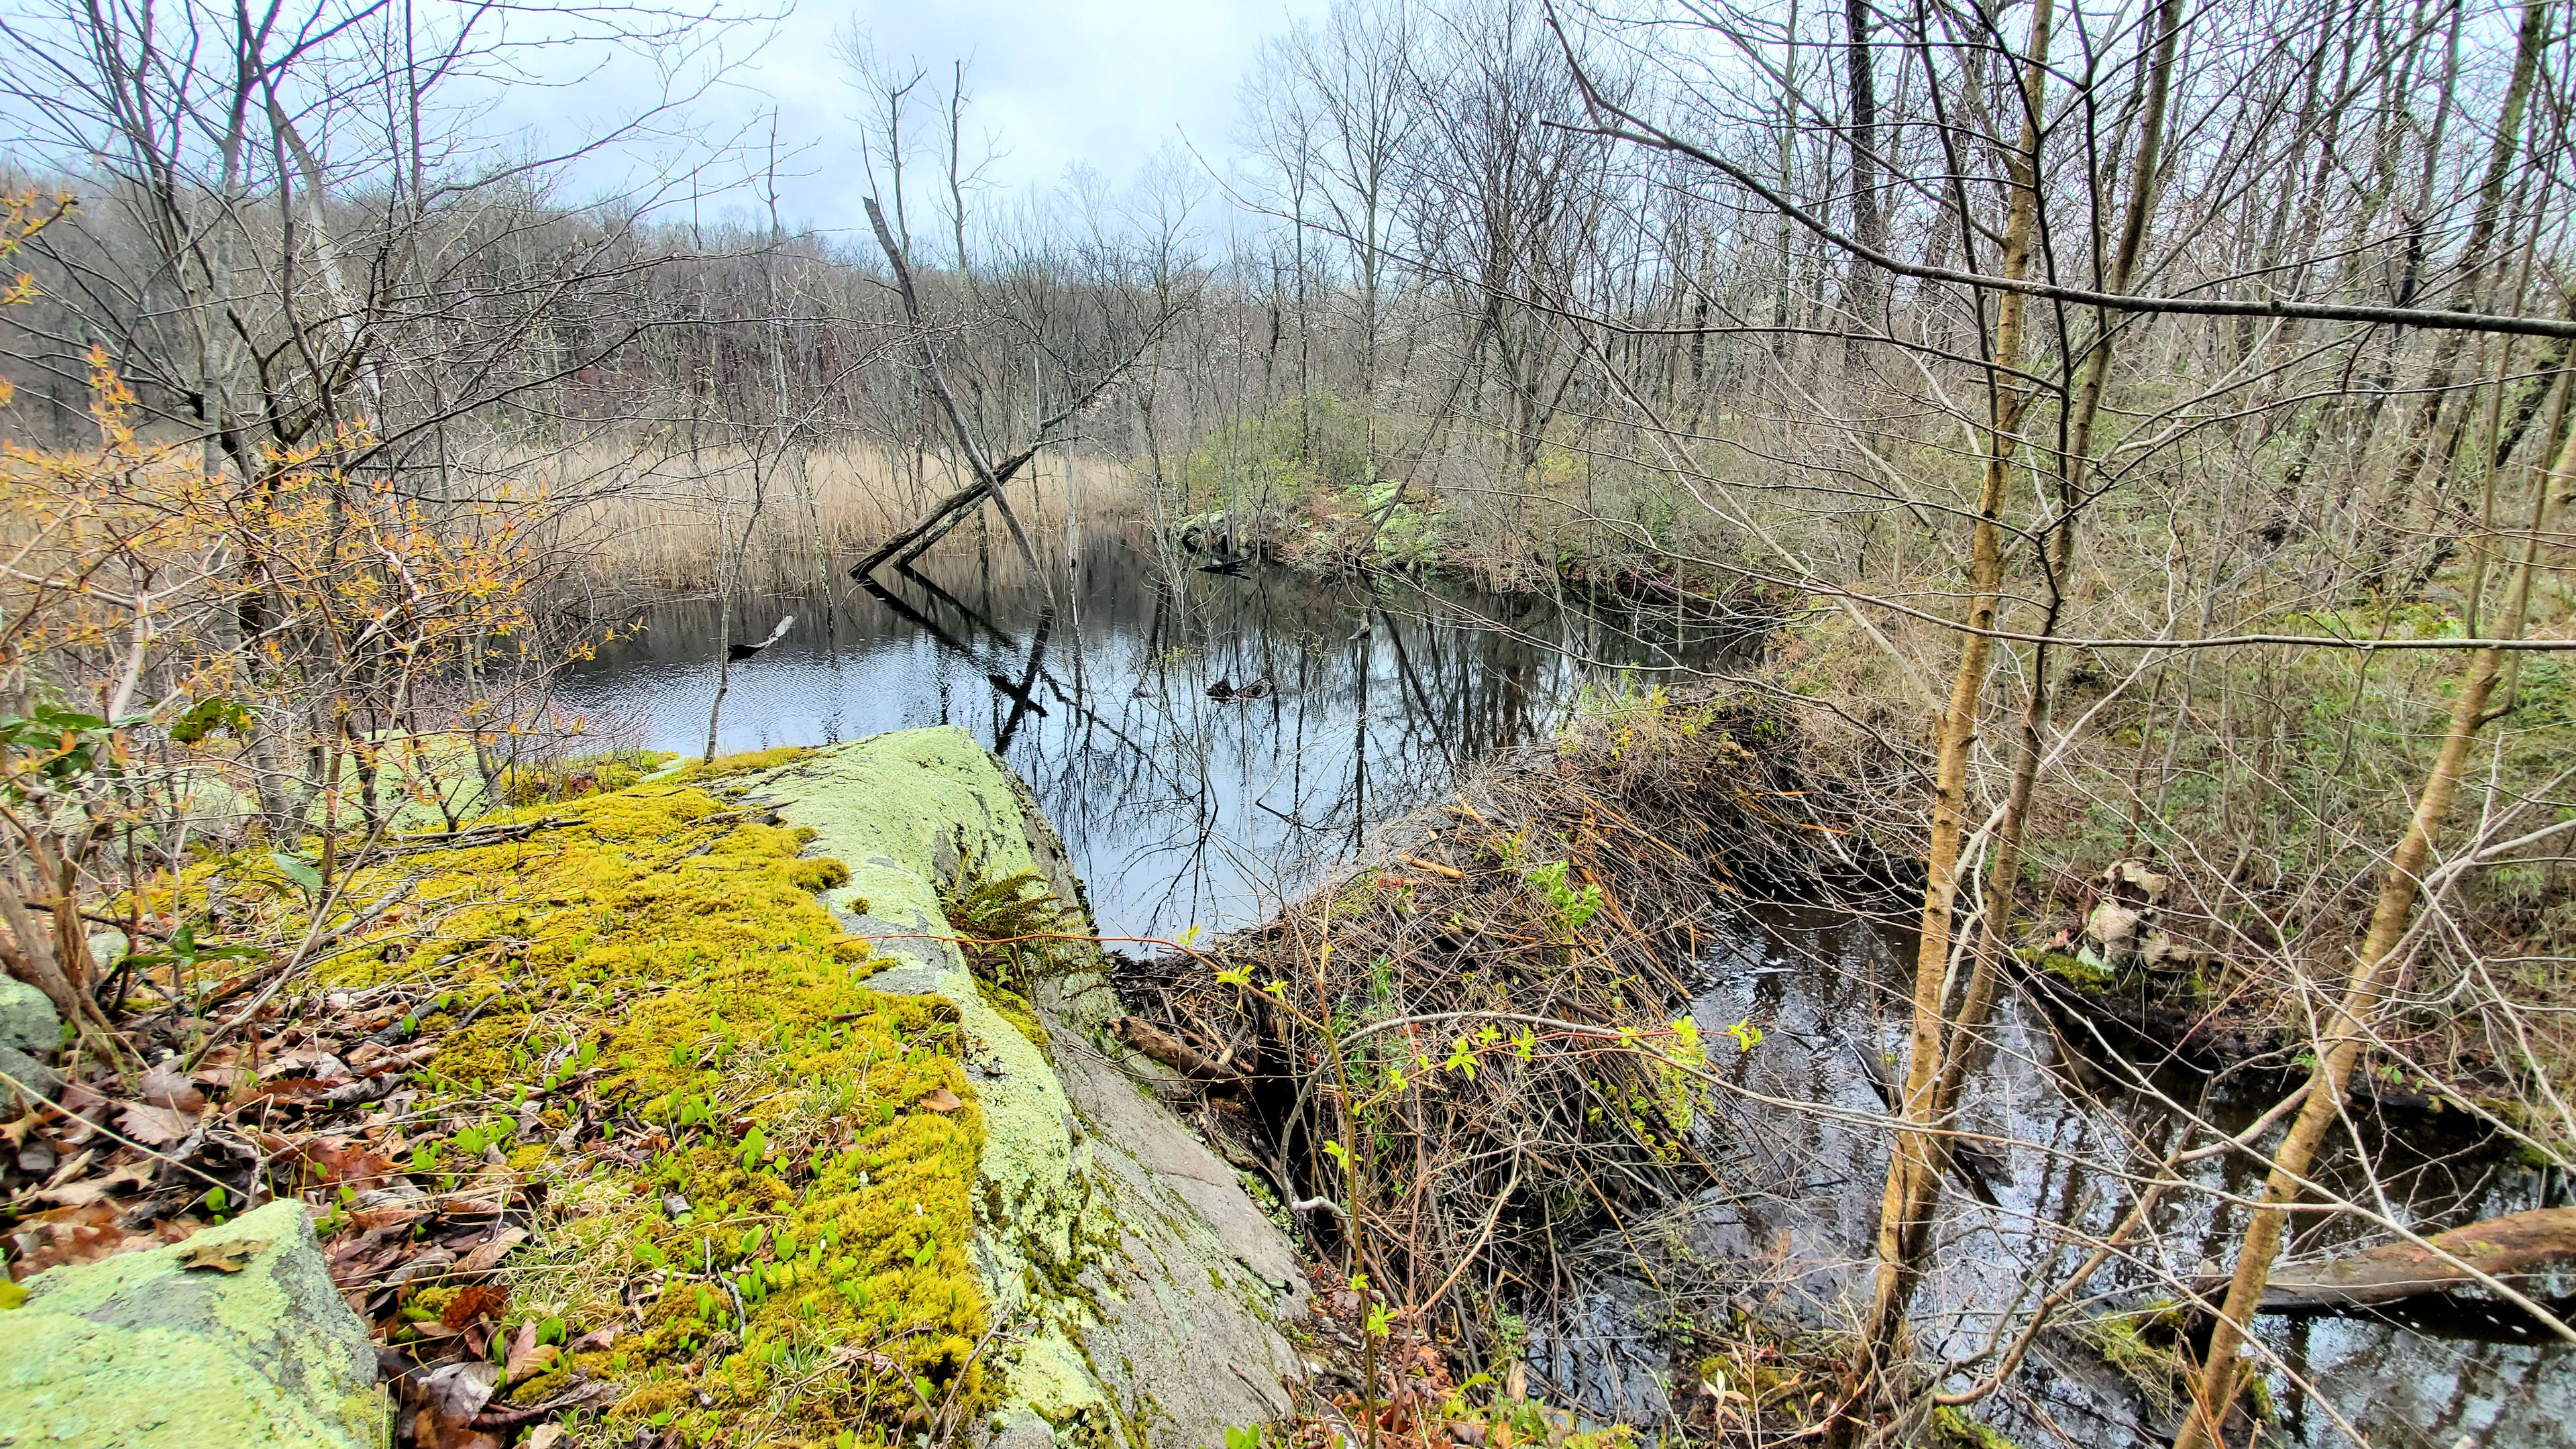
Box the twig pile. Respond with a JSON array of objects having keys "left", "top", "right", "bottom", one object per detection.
[{"left": 1130, "top": 693, "right": 1896, "bottom": 1366}]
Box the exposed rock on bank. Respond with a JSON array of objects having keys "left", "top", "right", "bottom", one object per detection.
[{"left": 749, "top": 728, "right": 1308, "bottom": 1448}]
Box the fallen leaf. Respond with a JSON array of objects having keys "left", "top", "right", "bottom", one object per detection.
[
  {"left": 24, "top": 1161, "right": 153, "bottom": 1210},
  {"left": 441, "top": 1281, "right": 508, "bottom": 1327},
  {"left": 238, "top": 1075, "right": 333, "bottom": 1104},
  {"left": 8, "top": 1203, "right": 125, "bottom": 1275},
  {"left": 413, "top": 1360, "right": 501, "bottom": 1449},
  {"left": 453, "top": 1226, "right": 528, "bottom": 1278},
  {"left": 503, "top": 1326, "right": 557, "bottom": 1385},
  {"left": 263, "top": 1049, "right": 350, "bottom": 1080},
  {"left": 350, "top": 1205, "right": 423, "bottom": 1233},
  {"left": 920, "top": 1087, "right": 963, "bottom": 1113},
  {"left": 376, "top": 1246, "right": 457, "bottom": 1291},
  {"left": 138, "top": 1064, "right": 206, "bottom": 1113},
  {"left": 354, "top": 1182, "right": 429, "bottom": 1211},
  {"left": 568, "top": 1324, "right": 619, "bottom": 1352},
  {"left": 42, "top": 1146, "right": 97, "bottom": 1187},
  {"left": 525, "top": 1428, "right": 571, "bottom": 1449},
  {"left": 322, "top": 1075, "right": 405, "bottom": 1108},
  {"left": 280, "top": 1134, "right": 402, "bottom": 1190},
  {"left": 180, "top": 1236, "right": 269, "bottom": 1273},
  {"left": 115, "top": 1102, "right": 199, "bottom": 1146}
]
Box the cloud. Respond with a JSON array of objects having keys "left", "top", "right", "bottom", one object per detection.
[{"left": 494, "top": 0, "right": 1327, "bottom": 238}]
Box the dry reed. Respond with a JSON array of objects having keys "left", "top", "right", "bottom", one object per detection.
[{"left": 533, "top": 442, "right": 1143, "bottom": 597}]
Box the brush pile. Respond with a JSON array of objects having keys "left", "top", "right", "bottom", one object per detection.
[{"left": 1124, "top": 691, "right": 1897, "bottom": 1360}]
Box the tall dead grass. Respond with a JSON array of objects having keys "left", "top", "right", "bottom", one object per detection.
[{"left": 534, "top": 441, "right": 1142, "bottom": 597}]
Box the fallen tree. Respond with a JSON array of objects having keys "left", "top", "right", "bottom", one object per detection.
[{"left": 2194, "top": 1207, "right": 2576, "bottom": 1314}]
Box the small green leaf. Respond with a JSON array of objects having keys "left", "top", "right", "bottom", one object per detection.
[{"left": 269, "top": 853, "right": 323, "bottom": 896}]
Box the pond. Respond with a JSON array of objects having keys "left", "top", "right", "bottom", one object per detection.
[
  {"left": 555, "top": 529, "right": 2568, "bottom": 1449},
  {"left": 556, "top": 527, "right": 1741, "bottom": 941}
]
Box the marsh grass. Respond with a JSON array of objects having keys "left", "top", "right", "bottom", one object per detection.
[{"left": 535, "top": 441, "right": 1142, "bottom": 598}]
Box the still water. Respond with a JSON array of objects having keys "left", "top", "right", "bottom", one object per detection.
[
  {"left": 1538, "top": 906, "right": 2571, "bottom": 1449},
  {"left": 557, "top": 529, "right": 1729, "bottom": 940},
  {"left": 558, "top": 530, "right": 2566, "bottom": 1449}
]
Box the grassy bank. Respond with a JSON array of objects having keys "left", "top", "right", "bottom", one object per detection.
[{"left": 1156, "top": 395, "right": 1766, "bottom": 610}]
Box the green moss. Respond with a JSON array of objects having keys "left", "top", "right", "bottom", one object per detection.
[
  {"left": 2035, "top": 947, "right": 2116, "bottom": 991},
  {"left": 266, "top": 759, "right": 991, "bottom": 1446},
  {"left": 788, "top": 856, "right": 853, "bottom": 892},
  {"left": 2071, "top": 1309, "right": 2192, "bottom": 1417},
  {"left": 1930, "top": 1406, "right": 2021, "bottom": 1449},
  {"left": 669, "top": 745, "right": 814, "bottom": 783},
  {"left": 982, "top": 983, "right": 1051, "bottom": 1052}
]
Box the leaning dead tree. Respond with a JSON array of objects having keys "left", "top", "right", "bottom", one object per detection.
[{"left": 849, "top": 196, "right": 1181, "bottom": 581}]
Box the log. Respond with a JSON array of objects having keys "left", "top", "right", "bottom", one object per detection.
[
  {"left": 2202, "top": 1207, "right": 2576, "bottom": 1312},
  {"left": 1112, "top": 1016, "right": 1244, "bottom": 1082}
]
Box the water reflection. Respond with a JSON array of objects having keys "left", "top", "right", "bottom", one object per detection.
[
  {"left": 1530, "top": 906, "right": 2573, "bottom": 1448},
  {"left": 555, "top": 528, "right": 1732, "bottom": 941}
]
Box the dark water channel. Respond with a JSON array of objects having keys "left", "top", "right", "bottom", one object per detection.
[
  {"left": 1536, "top": 908, "right": 2571, "bottom": 1449},
  {"left": 557, "top": 532, "right": 2567, "bottom": 1449}
]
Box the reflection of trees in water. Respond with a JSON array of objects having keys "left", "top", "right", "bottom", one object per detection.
[
  {"left": 561, "top": 530, "right": 1731, "bottom": 939},
  {"left": 889, "top": 537, "right": 1717, "bottom": 938},
  {"left": 1529, "top": 904, "right": 2565, "bottom": 1449}
]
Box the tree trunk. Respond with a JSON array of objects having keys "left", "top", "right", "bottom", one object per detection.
[
  {"left": 2175, "top": 393, "right": 2571, "bottom": 1449},
  {"left": 1829, "top": 2, "right": 2054, "bottom": 1439}
]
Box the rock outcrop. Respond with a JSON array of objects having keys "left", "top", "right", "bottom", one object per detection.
[
  {"left": 0, "top": 1198, "right": 390, "bottom": 1447},
  {"left": 0, "top": 979, "right": 59, "bottom": 1109},
  {"left": 753, "top": 729, "right": 1307, "bottom": 1449}
]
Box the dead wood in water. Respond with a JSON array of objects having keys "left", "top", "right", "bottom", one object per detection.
[
  {"left": 851, "top": 196, "right": 1177, "bottom": 582},
  {"left": 2192, "top": 1208, "right": 2576, "bottom": 1314}
]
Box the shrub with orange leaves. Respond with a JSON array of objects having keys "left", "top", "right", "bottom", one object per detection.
[{"left": 0, "top": 185, "right": 566, "bottom": 1047}]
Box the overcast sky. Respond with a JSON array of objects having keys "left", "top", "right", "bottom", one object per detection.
[{"left": 519, "top": 0, "right": 1333, "bottom": 242}]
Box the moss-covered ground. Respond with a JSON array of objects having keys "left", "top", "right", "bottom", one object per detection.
[{"left": 166, "top": 749, "right": 993, "bottom": 1446}]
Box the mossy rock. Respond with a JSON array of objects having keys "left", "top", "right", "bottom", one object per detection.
[
  {"left": 755, "top": 729, "right": 1307, "bottom": 1449},
  {"left": 0, "top": 1200, "right": 390, "bottom": 1448},
  {"left": 256, "top": 757, "right": 991, "bottom": 1446}
]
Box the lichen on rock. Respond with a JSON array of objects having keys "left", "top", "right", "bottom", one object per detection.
[
  {"left": 0, "top": 1198, "right": 389, "bottom": 1448},
  {"left": 746, "top": 728, "right": 1307, "bottom": 1449}
]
